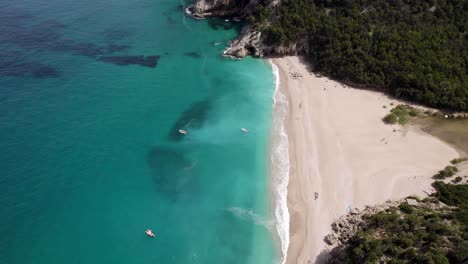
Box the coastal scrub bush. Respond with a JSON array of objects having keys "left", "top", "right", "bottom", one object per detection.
[
  {"left": 382, "top": 104, "right": 418, "bottom": 125},
  {"left": 382, "top": 113, "right": 398, "bottom": 124},
  {"left": 399, "top": 203, "right": 414, "bottom": 214},
  {"left": 433, "top": 166, "right": 458, "bottom": 180},
  {"left": 406, "top": 196, "right": 420, "bottom": 202},
  {"left": 451, "top": 157, "right": 468, "bottom": 165},
  {"left": 453, "top": 176, "right": 463, "bottom": 184},
  {"left": 327, "top": 180, "right": 468, "bottom": 264}
]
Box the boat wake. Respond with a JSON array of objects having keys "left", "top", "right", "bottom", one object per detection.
[
  {"left": 270, "top": 60, "right": 290, "bottom": 264},
  {"left": 227, "top": 207, "right": 274, "bottom": 230}
]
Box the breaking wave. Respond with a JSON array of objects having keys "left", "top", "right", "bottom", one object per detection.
[
  {"left": 270, "top": 60, "right": 290, "bottom": 264},
  {"left": 227, "top": 207, "right": 274, "bottom": 230}
]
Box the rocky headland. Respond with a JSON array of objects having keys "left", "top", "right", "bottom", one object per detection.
[{"left": 186, "top": 0, "right": 308, "bottom": 58}]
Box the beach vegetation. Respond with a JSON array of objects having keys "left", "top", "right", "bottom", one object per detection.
[
  {"left": 382, "top": 104, "right": 419, "bottom": 125},
  {"left": 453, "top": 176, "right": 463, "bottom": 184},
  {"left": 327, "top": 182, "right": 468, "bottom": 264},
  {"left": 399, "top": 203, "right": 414, "bottom": 214},
  {"left": 251, "top": 0, "right": 468, "bottom": 111},
  {"left": 451, "top": 157, "right": 468, "bottom": 165},
  {"left": 433, "top": 165, "right": 458, "bottom": 180},
  {"left": 326, "top": 161, "right": 468, "bottom": 263},
  {"left": 406, "top": 195, "right": 420, "bottom": 202}
]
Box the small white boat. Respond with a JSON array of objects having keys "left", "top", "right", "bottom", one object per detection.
[
  {"left": 225, "top": 19, "right": 230, "bottom": 22},
  {"left": 145, "top": 229, "right": 155, "bottom": 238},
  {"left": 179, "top": 129, "right": 188, "bottom": 135},
  {"left": 214, "top": 42, "right": 220, "bottom": 46},
  {"left": 241, "top": 128, "right": 249, "bottom": 133}
]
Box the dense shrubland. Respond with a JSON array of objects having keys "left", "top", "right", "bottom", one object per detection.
[
  {"left": 327, "top": 182, "right": 468, "bottom": 263},
  {"left": 250, "top": 0, "right": 468, "bottom": 111}
]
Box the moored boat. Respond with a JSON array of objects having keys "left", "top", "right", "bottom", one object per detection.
[{"left": 145, "top": 229, "right": 155, "bottom": 237}]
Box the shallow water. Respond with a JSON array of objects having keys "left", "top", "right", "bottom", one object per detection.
[
  {"left": 416, "top": 117, "right": 468, "bottom": 156},
  {"left": 0, "top": 0, "right": 277, "bottom": 263}
]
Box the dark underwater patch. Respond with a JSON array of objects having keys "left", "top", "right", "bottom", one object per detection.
[
  {"left": 0, "top": 8, "right": 132, "bottom": 72},
  {"left": 168, "top": 99, "right": 212, "bottom": 141},
  {"left": 103, "top": 44, "right": 129, "bottom": 54},
  {"left": 98, "top": 55, "right": 160, "bottom": 68},
  {"left": 0, "top": 61, "right": 59, "bottom": 78},
  {"left": 166, "top": 16, "right": 176, "bottom": 25},
  {"left": 146, "top": 146, "right": 198, "bottom": 201},
  {"left": 183, "top": 52, "right": 201, "bottom": 58},
  {"left": 102, "top": 27, "right": 130, "bottom": 41}
]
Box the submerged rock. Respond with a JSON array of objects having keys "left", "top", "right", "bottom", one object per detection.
[{"left": 98, "top": 55, "right": 160, "bottom": 68}]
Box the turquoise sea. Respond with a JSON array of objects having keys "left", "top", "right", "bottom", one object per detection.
[{"left": 0, "top": 0, "right": 278, "bottom": 263}]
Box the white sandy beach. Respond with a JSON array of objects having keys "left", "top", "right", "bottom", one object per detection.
[{"left": 271, "top": 56, "right": 459, "bottom": 264}]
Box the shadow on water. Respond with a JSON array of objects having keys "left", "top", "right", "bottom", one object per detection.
[
  {"left": 0, "top": 7, "right": 161, "bottom": 77},
  {"left": 168, "top": 99, "right": 213, "bottom": 141},
  {"left": 183, "top": 51, "right": 202, "bottom": 58},
  {"left": 207, "top": 18, "right": 243, "bottom": 34},
  {"left": 146, "top": 145, "right": 198, "bottom": 201},
  {"left": 208, "top": 18, "right": 237, "bottom": 31},
  {"left": 98, "top": 55, "right": 160, "bottom": 68},
  {"left": 0, "top": 61, "right": 60, "bottom": 78}
]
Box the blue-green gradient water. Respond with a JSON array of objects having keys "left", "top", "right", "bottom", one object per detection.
[{"left": 0, "top": 0, "right": 277, "bottom": 263}]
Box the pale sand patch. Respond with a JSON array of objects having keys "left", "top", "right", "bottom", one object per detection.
[{"left": 271, "top": 56, "right": 459, "bottom": 264}]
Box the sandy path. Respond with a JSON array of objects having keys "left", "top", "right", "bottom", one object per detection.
[{"left": 271, "top": 56, "right": 459, "bottom": 264}]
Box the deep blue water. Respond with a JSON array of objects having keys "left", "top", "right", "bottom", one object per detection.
[{"left": 0, "top": 0, "right": 277, "bottom": 263}]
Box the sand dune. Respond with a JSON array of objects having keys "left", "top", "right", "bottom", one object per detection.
[{"left": 271, "top": 56, "right": 459, "bottom": 263}]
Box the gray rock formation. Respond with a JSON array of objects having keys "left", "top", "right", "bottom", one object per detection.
[
  {"left": 186, "top": 0, "right": 308, "bottom": 58},
  {"left": 223, "top": 26, "right": 309, "bottom": 58},
  {"left": 325, "top": 201, "right": 402, "bottom": 248},
  {"left": 186, "top": 0, "right": 255, "bottom": 18}
]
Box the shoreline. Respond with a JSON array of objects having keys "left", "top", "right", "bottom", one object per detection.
[
  {"left": 270, "top": 56, "right": 459, "bottom": 263},
  {"left": 268, "top": 60, "right": 290, "bottom": 264}
]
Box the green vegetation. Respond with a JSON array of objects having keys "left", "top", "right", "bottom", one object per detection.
[
  {"left": 433, "top": 182, "right": 468, "bottom": 244},
  {"left": 382, "top": 104, "right": 420, "bottom": 125},
  {"left": 326, "top": 161, "right": 468, "bottom": 263},
  {"left": 329, "top": 198, "right": 467, "bottom": 263},
  {"left": 453, "top": 176, "right": 463, "bottom": 183},
  {"left": 251, "top": 0, "right": 468, "bottom": 111},
  {"left": 451, "top": 157, "right": 468, "bottom": 165},
  {"left": 433, "top": 165, "right": 458, "bottom": 180},
  {"left": 328, "top": 183, "right": 468, "bottom": 263}
]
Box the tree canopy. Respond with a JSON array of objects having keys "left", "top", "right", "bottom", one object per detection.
[{"left": 252, "top": 0, "right": 468, "bottom": 111}]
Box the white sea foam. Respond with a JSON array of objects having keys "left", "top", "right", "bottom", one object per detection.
[
  {"left": 269, "top": 60, "right": 290, "bottom": 264},
  {"left": 227, "top": 207, "right": 274, "bottom": 230}
]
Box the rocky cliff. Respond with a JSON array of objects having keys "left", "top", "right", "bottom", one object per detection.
[
  {"left": 187, "top": 0, "right": 307, "bottom": 58},
  {"left": 186, "top": 0, "right": 254, "bottom": 18},
  {"left": 223, "top": 26, "right": 308, "bottom": 58}
]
